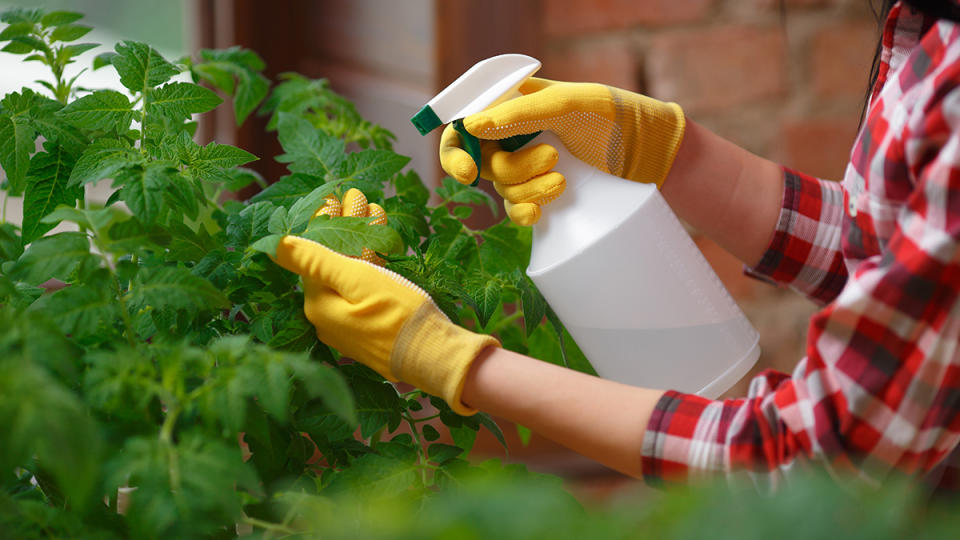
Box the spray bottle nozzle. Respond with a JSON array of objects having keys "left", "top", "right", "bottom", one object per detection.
[{"left": 410, "top": 54, "right": 542, "bottom": 186}]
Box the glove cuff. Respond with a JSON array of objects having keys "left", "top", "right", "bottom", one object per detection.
[{"left": 391, "top": 302, "right": 500, "bottom": 415}]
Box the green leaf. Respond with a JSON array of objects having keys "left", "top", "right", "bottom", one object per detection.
[
  {"left": 200, "top": 46, "right": 265, "bottom": 71},
  {"left": 479, "top": 219, "right": 531, "bottom": 275},
  {"left": 225, "top": 201, "right": 275, "bottom": 247},
  {"left": 422, "top": 424, "right": 440, "bottom": 442},
  {"left": 0, "top": 361, "right": 101, "bottom": 512},
  {"left": 301, "top": 216, "right": 403, "bottom": 257},
  {"left": 2, "top": 35, "right": 48, "bottom": 54},
  {"left": 234, "top": 68, "right": 269, "bottom": 125},
  {"left": 516, "top": 424, "right": 533, "bottom": 446},
  {"left": 115, "top": 161, "right": 176, "bottom": 225},
  {"left": 0, "top": 223, "right": 23, "bottom": 262},
  {"left": 292, "top": 362, "right": 357, "bottom": 426},
  {"left": 383, "top": 197, "right": 429, "bottom": 246},
  {"left": 249, "top": 234, "right": 282, "bottom": 257},
  {"left": 437, "top": 176, "right": 498, "bottom": 216},
  {"left": 276, "top": 112, "right": 344, "bottom": 178},
  {"left": 147, "top": 82, "right": 222, "bottom": 120},
  {"left": 191, "top": 63, "right": 234, "bottom": 95},
  {"left": 393, "top": 169, "right": 430, "bottom": 207},
  {"left": 471, "top": 278, "right": 502, "bottom": 329},
  {"left": 222, "top": 167, "right": 263, "bottom": 191},
  {"left": 286, "top": 183, "right": 343, "bottom": 233},
  {"left": 427, "top": 443, "right": 463, "bottom": 464},
  {"left": 182, "top": 141, "right": 257, "bottom": 183},
  {"left": 105, "top": 215, "right": 172, "bottom": 255},
  {"left": 24, "top": 96, "right": 86, "bottom": 155},
  {"left": 337, "top": 148, "right": 409, "bottom": 184},
  {"left": 476, "top": 412, "right": 507, "bottom": 451},
  {"left": 1, "top": 8, "right": 42, "bottom": 24},
  {"left": 92, "top": 51, "right": 117, "bottom": 70},
  {"left": 56, "top": 89, "right": 133, "bottom": 132},
  {"left": 40, "top": 10, "right": 84, "bottom": 27},
  {"left": 69, "top": 139, "right": 140, "bottom": 186},
  {"left": 323, "top": 453, "right": 419, "bottom": 499},
  {"left": 163, "top": 170, "right": 201, "bottom": 220},
  {"left": 60, "top": 42, "right": 98, "bottom": 61},
  {"left": 112, "top": 40, "right": 179, "bottom": 94},
  {"left": 0, "top": 22, "right": 34, "bottom": 40},
  {"left": 249, "top": 173, "right": 324, "bottom": 207},
  {"left": 127, "top": 266, "right": 229, "bottom": 312},
  {"left": 518, "top": 275, "right": 547, "bottom": 337},
  {"left": 30, "top": 283, "right": 118, "bottom": 339},
  {"left": 449, "top": 423, "right": 479, "bottom": 453},
  {"left": 9, "top": 231, "right": 96, "bottom": 285},
  {"left": 0, "top": 113, "right": 36, "bottom": 194},
  {"left": 21, "top": 144, "right": 82, "bottom": 244},
  {"left": 193, "top": 47, "right": 267, "bottom": 125},
  {"left": 106, "top": 434, "right": 255, "bottom": 538},
  {"left": 41, "top": 206, "right": 127, "bottom": 237},
  {"left": 49, "top": 24, "right": 91, "bottom": 42},
  {"left": 351, "top": 375, "right": 403, "bottom": 439},
  {"left": 267, "top": 205, "right": 289, "bottom": 234}
]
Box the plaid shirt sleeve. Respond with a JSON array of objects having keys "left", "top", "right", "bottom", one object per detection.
[
  {"left": 640, "top": 97, "right": 960, "bottom": 491},
  {"left": 744, "top": 168, "right": 848, "bottom": 306}
]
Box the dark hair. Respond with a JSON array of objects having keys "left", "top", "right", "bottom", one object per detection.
[{"left": 861, "top": 1, "right": 960, "bottom": 123}]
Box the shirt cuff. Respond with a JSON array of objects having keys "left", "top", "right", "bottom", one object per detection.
[
  {"left": 641, "top": 390, "right": 721, "bottom": 487},
  {"left": 742, "top": 167, "right": 848, "bottom": 305}
]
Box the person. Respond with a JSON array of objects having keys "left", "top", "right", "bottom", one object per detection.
[{"left": 272, "top": 0, "right": 960, "bottom": 493}]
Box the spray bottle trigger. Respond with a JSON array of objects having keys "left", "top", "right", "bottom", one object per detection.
[
  {"left": 498, "top": 131, "right": 543, "bottom": 152},
  {"left": 452, "top": 119, "right": 482, "bottom": 187}
]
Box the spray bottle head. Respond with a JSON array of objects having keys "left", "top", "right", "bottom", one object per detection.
[{"left": 411, "top": 54, "right": 542, "bottom": 185}]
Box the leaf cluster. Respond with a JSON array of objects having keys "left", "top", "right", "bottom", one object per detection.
[{"left": 0, "top": 8, "right": 600, "bottom": 539}]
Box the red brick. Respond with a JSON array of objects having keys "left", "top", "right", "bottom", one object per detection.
[
  {"left": 811, "top": 21, "right": 878, "bottom": 99},
  {"left": 752, "top": 0, "right": 834, "bottom": 9},
  {"left": 544, "top": 0, "right": 714, "bottom": 37},
  {"left": 780, "top": 116, "right": 860, "bottom": 180},
  {"left": 645, "top": 25, "right": 788, "bottom": 113},
  {"left": 541, "top": 40, "right": 639, "bottom": 91}
]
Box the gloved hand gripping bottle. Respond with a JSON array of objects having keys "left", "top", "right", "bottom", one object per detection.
[{"left": 412, "top": 54, "right": 759, "bottom": 398}]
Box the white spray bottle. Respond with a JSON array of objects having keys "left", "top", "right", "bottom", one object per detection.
[{"left": 412, "top": 54, "right": 759, "bottom": 398}]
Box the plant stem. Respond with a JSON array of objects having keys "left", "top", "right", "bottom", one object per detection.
[
  {"left": 403, "top": 412, "right": 430, "bottom": 486},
  {"left": 160, "top": 404, "right": 182, "bottom": 493},
  {"left": 242, "top": 516, "right": 297, "bottom": 537},
  {"left": 139, "top": 106, "right": 147, "bottom": 152},
  {"left": 488, "top": 310, "right": 523, "bottom": 335},
  {"left": 159, "top": 404, "right": 180, "bottom": 444},
  {"left": 406, "top": 413, "right": 441, "bottom": 424}
]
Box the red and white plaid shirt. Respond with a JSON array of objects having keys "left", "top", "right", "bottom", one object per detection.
[{"left": 641, "top": 2, "right": 960, "bottom": 493}]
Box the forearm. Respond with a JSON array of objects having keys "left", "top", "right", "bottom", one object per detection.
[
  {"left": 461, "top": 346, "right": 665, "bottom": 478},
  {"left": 661, "top": 118, "right": 784, "bottom": 267}
]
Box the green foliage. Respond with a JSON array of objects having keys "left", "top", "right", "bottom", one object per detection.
[{"left": 0, "top": 8, "right": 596, "bottom": 539}]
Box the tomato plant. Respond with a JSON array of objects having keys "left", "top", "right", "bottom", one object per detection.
[
  {"left": 3, "top": 8, "right": 960, "bottom": 540},
  {"left": 0, "top": 8, "right": 593, "bottom": 538}
]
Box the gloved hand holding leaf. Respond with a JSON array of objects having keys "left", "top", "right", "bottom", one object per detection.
[{"left": 272, "top": 189, "right": 501, "bottom": 415}]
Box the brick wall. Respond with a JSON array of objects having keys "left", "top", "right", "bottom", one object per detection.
[{"left": 539, "top": 0, "right": 879, "bottom": 388}]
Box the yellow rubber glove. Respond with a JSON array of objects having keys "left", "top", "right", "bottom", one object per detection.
[
  {"left": 274, "top": 235, "right": 500, "bottom": 415},
  {"left": 313, "top": 188, "right": 388, "bottom": 265},
  {"left": 440, "top": 77, "right": 686, "bottom": 226}
]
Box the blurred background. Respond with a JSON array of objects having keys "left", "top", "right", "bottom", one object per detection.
[{"left": 0, "top": 0, "right": 879, "bottom": 500}]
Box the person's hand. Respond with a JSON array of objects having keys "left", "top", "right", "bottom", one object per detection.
[
  {"left": 273, "top": 237, "right": 499, "bottom": 416},
  {"left": 313, "top": 188, "right": 387, "bottom": 265},
  {"left": 439, "top": 77, "right": 686, "bottom": 225}
]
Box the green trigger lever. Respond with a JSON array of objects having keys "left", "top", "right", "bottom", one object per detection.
[{"left": 451, "top": 118, "right": 543, "bottom": 187}]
